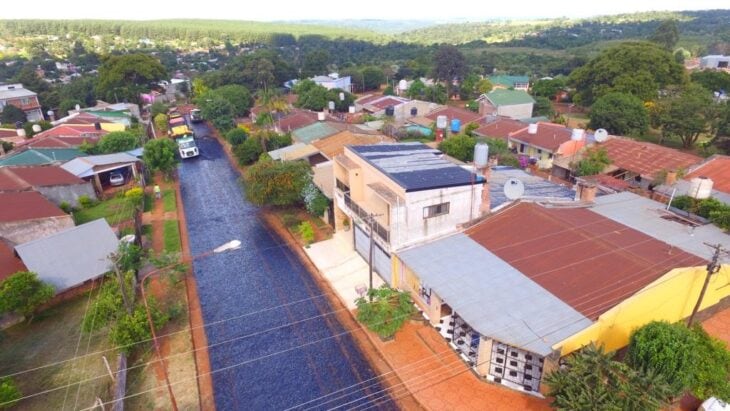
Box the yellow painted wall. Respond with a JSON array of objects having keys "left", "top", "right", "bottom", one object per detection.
[
  {"left": 556, "top": 265, "right": 730, "bottom": 355},
  {"left": 100, "top": 123, "right": 125, "bottom": 132}
]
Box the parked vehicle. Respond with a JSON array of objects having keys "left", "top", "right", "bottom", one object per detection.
[
  {"left": 190, "top": 108, "right": 203, "bottom": 123},
  {"left": 177, "top": 135, "right": 199, "bottom": 159},
  {"left": 109, "top": 171, "right": 125, "bottom": 186}
]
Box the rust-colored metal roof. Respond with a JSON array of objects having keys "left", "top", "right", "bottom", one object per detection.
[
  {"left": 371, "top": 97, "right": 407, "bottom": 110},
  {"left": 0, "top": 167, "right": 28, "bottom": 191},
  {"left": 474, "top": 118, "right": 527, "bottom": 141},
  {"left": 6, "top": 165, "right": 85, "bottom": 187},
  {"left": 0, "top": 240, "right": 26, "bottom": 282},
  {"left": 0, "top": 191, "right": 66, "bottom": 222},
  {"left": 685, "top": 155, "right": 730, "bottom": 195},
  {"left": 426, "top": 106, "right": 483, "bottom": 124},
  {"left": 466, "top": 202, "right": 705, "bottom": 319},
  {"left": 26, "top": 135, "right": 101, "bottom": 148},
  {"left": 599, "top": 137, "right": 702, "bottom": 179},
  {"left": 312, "top": 130, "right": 389, "bottom": 159},
  {"left": 508, "top": 122, "right": 572, "bottom": 152},
  {"left": 276, "top": 111, "right": 319, "bottom": 132}
]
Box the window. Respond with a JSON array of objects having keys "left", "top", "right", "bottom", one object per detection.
[
  {"left": 335, "top": 179, "right": 350, "bottom": 193},
  {"left": 423, "top": 202, "right": 450, "bottom": 219},
  {"left": 519, "top": 143, "right": 526, "bottom": 153},
  {"left": 20, "top": 98, "right": 30, "bottom": 106}
]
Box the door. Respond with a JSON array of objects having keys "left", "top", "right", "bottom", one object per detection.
[{"left": 354, "top": 224, "right": 392, "bottom": 285}]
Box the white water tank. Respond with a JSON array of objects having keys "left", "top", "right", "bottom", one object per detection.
[
  {"left": 16, "top": 128, "right": 26, "bottom": 137},
  {"left": 339, "top": 92, "right": 345, "bottom": 101},
  {"left": 32, "top": 124, "right": 42, "bottom": 133},
  {"left": 436, "top": 115, "right": 448, "bottom": 129},
  {"left": 348, "top": 106, "right": 356, "bottom": 114},
  {"left": 528, "top": 123, "right": 538, "bottom": 134},
  {"left": 689, "top": 177, "right": 714, "bottom": 199},
  {"left": 317, "top": 112, "right": 326, "bottom": 121},
  {"left": 474, "top": 143, "right": 489, "bottom": 168},
  {"left": 328, "top": 101, "right": 335, "bottom": 111},
  {"left": 571, "top": 128, "right": 584, "bottom": 141},
  {"left": 398, "top": 79, "right": 408, "bottom": 91}
]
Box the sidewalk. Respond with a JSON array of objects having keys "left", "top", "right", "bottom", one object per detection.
[
  {"left": 304, "top": 230, "right": 385, "bottom": 309},
  {"left": 303, "top": 231, "right": 550, "bottom": 410}
]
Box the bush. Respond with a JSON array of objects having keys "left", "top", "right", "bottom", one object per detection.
[
  {"left": 438, "top": 134, "right": 476, "bottom": 162},
  {"left": 297, "top": 221, "right": 315, "bottom": 245},
  {"left": 226, "top": 128, "right": 248, "bottom": 146},
  {"left": 109, "top": 301, "right": 168, "bottom": 354},
  {"left": 301, "top": 181, "right": 329, "bottom": 216},
  {"left": 575, "top": 147, "right": 611, "bottom": 176},
  {"left": 0, "top": 271, "right": 55, "bottom": 318},
  {"left": 244, "top": 157, "right": 311, "bottom": 206},
  {"left": 0, "top": 377, "right": 21, "bottom": 409},
  {"left": 96, "top": 131, "right": 140, "bottom": 154},
  {"left": 355, "top": 286, "right": 415, "bottom": 339},
  {"left": 78, "top": 194, "right": 95, "bottom": 208},
  {"left": 124, "top": 187, "right": 144, "bottom": 208},
  {"left": 234, "top": 138, "right": 264, "bottom": 166},
  {"left": 59, "top": 201, "right": 72, "bottom": 213},
  {"left": 281, "top": 212, "right": 300, "bottom": 228}
]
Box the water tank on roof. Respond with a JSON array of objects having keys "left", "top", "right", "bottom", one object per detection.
[
  {"left": 385, "top": 106, "right": 395, "bottom": 116},
  {"left": 410, "top": 107, "right": 418, "bottom": 116},
  {"left": 527, "top": 123, "right": 538, "bottom": 134},
  {"left": 348, "top": 106, "right": 356, "bottom": 114},
  {"left": 32, "top": 124, "right": 42, "bottom": 133},
  {"left": 474, "top": 143, "right": 489, "bottom": 169},
  {"left": 16, "top": 128, "right": 26, "bottom": 137},
  {"left": 436, "top": 115, "right": 448, "bottom": 129},
  {"left": 689, "top": 177, "right": 714, "bottom": 199},
  {"left": 398, "top": 79, "right": 408, "bottom": 91},
  {"left": 328, "top": 101, "right": 335, "bottom": 111},
  {"left": 571, "top": 128, "right": 584, "bottom": 141},
  {"left": 451, "top": 119, "right": 461, "bottom": 133},
  {"left": 317, "top": 112, "right": 326, "bottom": 121},
  {"left": 339, "top": 92, "right": 345, "bottom": 101}
]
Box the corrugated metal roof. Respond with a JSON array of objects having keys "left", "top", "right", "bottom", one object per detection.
[
  {"left": 598, "top": 138, "right": 702, "bottom": 179},
  {"left": 0, "top": 191, "right": 66, "bottom": 222},
  {"left": 0, "top": 87, "right": 37, "bottom": 99},
  {"left": 0, "top": 240, "right": 27, "bottom": 282},
  {"left": 591, "top": 192, "right": 730, "bottom": 260},
  {"left": 292, "top": 122, "right": 342, "bottom": 144},
  {"left": 685, "top": 155, "right": 730, "bottom": 195},
  {"left": 489, "top": 167, "right": 575, "bottom": 209},
  {"left": 467, "top": 202, "right": 706, "bottom": 319},
  {"left": 398, "top": 233, "right": 592, "bottom": 355},
  {"left": 349, "top": 143, "right": 483, "bottom": 192},
  {"left": 268, "top": 143, "right": 308, "bottom": 160},
  {"left": 312, "top": 130, "right": 388, "bottom": 160},
  {"left": 0, "top": 148, "right": 84, "bottom": 166},
  {"left": 15, "top": 219, "right": 119, "bottom": 292},
  {"left": 5, "top": 165, "right": 85, "bottom": 187},
  {"left": 61, "top": 153, "right": 139, "bottom": 178},
  {"left": 485, "top": 89, "right": 536, "bottom": 106}
]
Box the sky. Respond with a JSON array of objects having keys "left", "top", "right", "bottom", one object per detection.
[{"left": 2, "top": 0, "right": 728, "bottom": 21}]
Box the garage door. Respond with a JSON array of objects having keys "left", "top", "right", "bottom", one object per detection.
[{"left": 354, "top": 224, "right": 392, "bottom": 285}]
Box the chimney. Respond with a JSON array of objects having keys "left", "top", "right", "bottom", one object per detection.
[
  {"left": 665, "top": 170, "right": 677, "bottom": 185},
  {"left": 480, "top": 167, "right": 491, "bottom": 215},
  {"left": 528, "top": 123, "right": 538, "bottom": 135},
  {"left": 577, "top": 182, "right": 597, "bottom": 203}
]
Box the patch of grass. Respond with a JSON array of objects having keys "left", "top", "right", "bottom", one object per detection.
[
  {"left": 143, "top": 193, "right": 153, "bottom": 212},
  {"left": 73, "top": 196, "right": 135, "bottom": 225},
  {"left": 163, "top": 220, "right": 181, "bottom": 253},
  {"left": 142, "top": 224, "right": 152, "bottom": 236},
  {"left": 0, "top": 293, "right": 113, "bottom": 410},
  {"left": 163, "top": 189, "right": 177, "bottom": 213}
]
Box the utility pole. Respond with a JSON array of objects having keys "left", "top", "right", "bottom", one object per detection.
[
  {"left": 110, "top": 252, "right": 134, "bottom": 315},
  {"left": 687, "top": 243, "right": 725, "bottom": 327}
]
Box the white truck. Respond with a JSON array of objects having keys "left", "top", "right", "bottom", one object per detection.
[{"left": 177, "top": 135, "right": 199, "bottom": 159}]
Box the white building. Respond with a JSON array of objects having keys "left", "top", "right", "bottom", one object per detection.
[
  {"left": 700, "top": 55, "right": 730, "bottom": 70},
  {"left": 311, "top": 74, "right": 352, "bottom": 92},
  {"left": 0, "top": 83, "right": 44, "bottom": 122}
]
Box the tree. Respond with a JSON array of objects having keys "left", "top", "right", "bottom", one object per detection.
[
  {"left": 96, "top": 131, "right": 140, "bottom": 154},
  {"left": 191, "top": 78, "right": 209, "bottom": 98},
  {"left": 234, "top": 138, "right": 263, "bottom": 165},
  {"left": 475, "top": 79, "right": 493, "bottom": 95},
  {"left": 200, "top": 96, "right": 235, "bottom": 132},
  {"left": 425, "top": 83, "right": 447, "bottom": 104},
  {"left": 109, "top": 301, "right": 168, "bottom": 354},
  {"left": 532, "top": 96, "right": 554, "bottom": 118},
  {"left": 210, "top": 84, "right": 252, "bottom": 117},
  {"left": 459, "top": 73, "right": 480, "bottom": 100},
  {"left": 531, "top": 77, "right": 566, "bottom": 100},
  {"left": 97, "top": 54, "right": 167, "bottom": 103},
  {"left": 383, "top": 85, "right": 394, "bottom": 96},
  {"left": 58, "top": 99, "right": 83, "bottom": 117},
  {"left": 0, "top": 105, "right": 26, "bottom": 124},
  {"left": 589, "top": 92, "right": 649, "bottom": 136},
  {"left": 301, "top": 50, "right": 330, "bottom": 78},
  {"left": 154, "top": 113, "right": 168, "bottom": 133},
  {"left": 301, "top": 181, "right": 329, "bottom": 216},
  {"left": 243, "top": 156, "right": 311, "bottom": 206},
  {"left": 545, "top": 344, "right": 672, "bottom": 411},
  {"left": 143, "top": 138, "right": 178, "bottom": 177},
  {"left": 438, "top": 135, "right": 476, "bottom": 162},
  {"left": 627, "top": 321, "right": 730, "bottom": 400},
  {"left": 0, "top": 377, "right": 21, "bottom": 409},
  {"left": 406, "top": 79, "right": 426, "bottom": 99},
  {"left": 569, "top": 42, "right": 685, "bottom": 106},
  {"left": 294, "top": 80, "right": 330, "bottom": 111},
  {"left": 652, "top": 84, "right": 716, "bottom": 148},
  {"left": 0, "top": 271, "right": 54, "bottom": 319},
  {"left": 575, "top": 147, "right": 611, "bottom": 176},
  {"left": 433, "top": 45, "right": 467, "bottom": 97},
  {"left": 225, "top": 128, "right": 248, "bottom": 146},
  {"left": 650, "top": 20, "right": 679, "bottom": 50},
  {"left": 361, "top": 66, "right": 386, "bottom": 91},
  {"left": 691, "top": 70, "right": 730, "bottom": 93},
  {"left": 150, "top": 102, "right": 168, "bottom": 118},
  {"left": 355, "top": 285, "right": 415, "bottom": 340}
]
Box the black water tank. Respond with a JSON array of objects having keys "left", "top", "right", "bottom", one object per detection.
[
  {"left": 385, "top": 106, "right": 394, "bottom": 116},
  {"left": 410, "top": 107, "right": 418, "bottom": 116},
  {"left": 94, "top": 122, "right": 101, "bottom": 130}
]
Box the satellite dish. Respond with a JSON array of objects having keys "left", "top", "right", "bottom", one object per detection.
[
  {"left": 594, "top": 128, "right": 608, "bottom": 143},
  {"left": 504, "top": 178, "right": 525, "bottom": 200}
]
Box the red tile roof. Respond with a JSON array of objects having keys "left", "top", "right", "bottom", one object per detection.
[
  {"left": 599, "top": 137, "right": 702, "bottom": 179},
  {"left": 0, "top": 240, "right": 26, "bottom": 282},
  {"left": 426, "top": 106, "right": 483, "bottom": 124},
  {"left": 60, "top": 112, "right": 109, "bottom": 125},
  {"left": 371, "top": 97, "right": 407, "bottom": 110},
  {"left": 508, "top": 122, "right": 573, "bottom": 152},
  {"left": 685, "top": 155, "right": 730, "bottom": 195},
  {"left": 3, "top": 165, "right": 85, "bottom": 188},
  {"left": 0, "top": 128, "right": 18, "bottom": 138},
  {"left": 474, "top": 118, "right": 527, "bottom": 141},
  {"left": 355, "top": 94, "right": 383, "bottom": 105},
  {"left": 276, "top": 111, "right": 319, "bottom": 132},
  {"left": 33, "top": 124, "right": 106, "bottom": 139},
  {"left": 466, "top": 202, "right": 705, "bottom": 319},
  {"left": 0, "top": 191, "right": 66, "bottom": 222},
  {"left": 0, "top": 168, "right": 28, "bottom": 191}
]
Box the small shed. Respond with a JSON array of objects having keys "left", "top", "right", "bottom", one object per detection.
[{"left": 61, "top": 152, "right": 141, "bottom": 193}]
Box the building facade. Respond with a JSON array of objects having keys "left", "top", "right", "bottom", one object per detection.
[{"left": 0, "top": 83, "right": 44, "bottom": 122}]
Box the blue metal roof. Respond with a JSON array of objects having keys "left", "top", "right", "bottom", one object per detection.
[
  {"left": 349, "top": 143, "right": 483, "bottom": 192},
  {"left": 397, "top": 233, "right": 592, "bottom": 355},
  {"left": 490, "top": 166, "right": 575, "bottom": 209}
]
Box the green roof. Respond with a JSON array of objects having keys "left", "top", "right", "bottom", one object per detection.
[
  {"left": 0, "top": 148, "right": 85, "bottom": 166},
  {"left": 489, "top": 75, "right": 530, "bottom": 88},
  {"left": 485, "top": 89, "right": 536, "bottom": 106},
  {"left": 292, "top": 122, "right": 340, "bottom": 144},
  {"left": 91, "top": 110, "right": 131, "bottom": 118}
]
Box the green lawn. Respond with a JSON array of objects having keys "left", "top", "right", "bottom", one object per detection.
[
  {"left": 0, "top": 293, "right": 113, "bottom": 410},
  {"left": 143, "top": 193, "right": 153, "bottom": 212},
  {"left": 162, "top": 190, "right": 177, "bottom": 213},
  {"left": 74, "top": 196, "right": 135, "bottom": 225},
  {"left": 163, "top": 220, "right": 181, "bottom": 253}
]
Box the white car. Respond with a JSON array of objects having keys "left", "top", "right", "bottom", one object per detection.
[{"left": 109, "top": 171, "right": 125, "bottom": 186}]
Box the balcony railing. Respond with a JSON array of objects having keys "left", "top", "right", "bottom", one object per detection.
[{"left": 343, "top": 192, "right": 390, "bottom": 243}]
